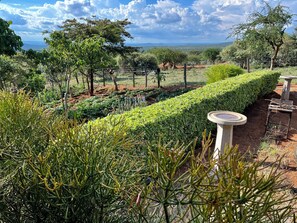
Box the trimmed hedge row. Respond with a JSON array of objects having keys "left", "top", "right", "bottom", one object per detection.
[{"left": 89, "top": 70, "right": 280, "bottom": 144}]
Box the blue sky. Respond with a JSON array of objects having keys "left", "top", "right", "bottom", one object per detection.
[{"left": 1, "top": 0, "right": 297, "bottom": 44}]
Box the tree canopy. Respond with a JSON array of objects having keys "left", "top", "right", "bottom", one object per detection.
[
  {"left": 232, "top": 3, "right": 293, "bottom": 70},
  {"left": 44, "top": 18, "right": 135, "bottom": 96},
  {"left": 148, "top": 48, "right": 187, "bottom": 69},
  {"left": 59, "top": 18, "right": 136, "bottom": 55},
  {"left": 0, "top": 18, "right": 23, "bottom": 55},
  {"left": 202, "top": 48, "right": 221, "bottom": 64}
]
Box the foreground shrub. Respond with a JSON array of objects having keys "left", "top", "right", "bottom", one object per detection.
[
  {"left": 0, "top": 91, "right": 144, "bottom": 222},
  {"left": 0, "top": 91, "right": 59, "bottom": 175},
  {"left": 1, "top": 91, "right": 294, "bottom": 223},
  {"left": 89, "top": 70, "right": 280, "bottom": 145},
  {"left": 206, "top": 63, "right": 244, "bottom": 84},
  {"left": 129, "top": 133, "right": 294, "bottom": 222}
]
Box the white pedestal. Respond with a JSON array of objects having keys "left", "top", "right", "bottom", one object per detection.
[
  {"left": 280, "top": 76, "right": 297, "bottom": 101},
  {"left": 208, "top": 111, "right": 247, "bottom": 165}
]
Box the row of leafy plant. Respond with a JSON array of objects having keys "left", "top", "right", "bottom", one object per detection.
[
  {"left": 45, "top": 87, "right": 193, "bottom": 121},
  {"left": 0, "top": 91, "right": 294, "bottom": 222},
  {"left": 90, "top": 70, "right": 280, "bottom": 145}
]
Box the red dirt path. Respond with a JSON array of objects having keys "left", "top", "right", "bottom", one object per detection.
[{"left": 233, "top": 84, "right": 297, "bottom": 189}]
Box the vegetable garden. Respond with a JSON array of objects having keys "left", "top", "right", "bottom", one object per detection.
[{"left": 1, "top": 2, "right": 297, "bottom": 222}]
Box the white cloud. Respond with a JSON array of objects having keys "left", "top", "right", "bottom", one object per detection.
[{"left": 0, "top": 0, "right": 296, "bottom": 43}]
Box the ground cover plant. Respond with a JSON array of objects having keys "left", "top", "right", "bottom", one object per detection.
[
  {"left": 0, "top": 91, "right": 294, "bottom": 222},
  {"left": 41, "top": 87, "right": 195, "bottom": 121}
]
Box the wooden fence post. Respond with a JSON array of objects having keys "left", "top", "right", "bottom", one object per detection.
[{"left": 184, "top": 63, "right": 187, "bottom": 88}]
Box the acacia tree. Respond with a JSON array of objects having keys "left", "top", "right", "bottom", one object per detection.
[
  {"left": 0, "top": 18, "right": 23, "bottom": 55},
  {"left": 118, "top": 52, "right": 141, "bottom": 87},
  {"left": 232, "top": 3, "right": 293, "bottom": 70},
  {"left": 0, "top": 55, "right": 15, "bottom": 89},
  {"left": 202, "top": 48, "right": 221, "bottom": 64},
  {"left": 44, "top": 31, "right": 76, "bottom": 109},
  {"left": 220, "top": 40, "right": 270, "bottom": 71},
  {"left": 56, "top": 18, "right": 136, "bottom": 95},
  {"left": 148, "top": 48, "right": 186, "bottom": 69},
  {"left": 136, "top": 53, "right": 158, "bottom": 87},
  {"left": 277, "top": 33, "right": 297, "bottom": 66},
  {"left": 74, "top": 37, "right": 110, "bottom": 94},
  {"left": 148, "top": 48, "right": 173, "bottom": 69}
]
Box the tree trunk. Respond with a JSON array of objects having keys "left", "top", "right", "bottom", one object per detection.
[
  {"left": 81, "top": 75, "right": 85, "bottom": 89},
  {"left": 109, "top": 69, "right": 118, "bottom": 91},
  {"left": 89, "top": 69, "right": 94, "bottom": 96},
  {"left": 270, "top": 45, "right": 280, "bottom": 70},
  {"left": 144, "top": 73, "right": 147, "bottom": 88},
  {"left": 0, "top": 80, "right": 4, "bottom": 90},
  {"left": 75, "top": 73, "right": 79, "bottom": 84},
  {"left": 246, "top": 58, "right": 250, "bottom": 73},
  {"left": 102, "top": 69, "right": 106, "bottom": 87},
  {"left": 86, "top": 76, "right": 90, "bottom": 93},
  {"left": 112, "top": 76, "right": 118, "bottom": 91},
  {"left": 64, "top": 72, "right": 71, "bottom": 111},
  {"left": 184, "top": 64, "right": 187, "bottom": 88},
  {"left": 132, "top": 71, "right": 136, "bottom": 88},
  {"left": 58, "top": 83, "right": 64, "bottom": 110}
]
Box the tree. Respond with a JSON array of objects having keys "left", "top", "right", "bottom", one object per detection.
[
  {"left": 148, "top": 48, "right": 186, "bottom": 69},
  {"left": 186, "top": 54, "right": 201, "bottom": 66},
  {"left": 44, "top": 30, "right": 77, "bottom": 109},
  {"left": 59, "top": 18, "right": 136, "bottom": 56},
  {"left": 277, "top": 33, "right": 297, "bottom": 66},
  {"left": 137, "top": 53, "right": 158, "bottom": 87},
  {"left": 232, "top": 3, "right": 293, "bottom": 70},
  {"left": 118, "top": 52, "right": 140, "bottom": 87},
  {"left": 0, "top": 53, "right": 43, "bottom": 92},
  {"left": 51, "top": 17, "right": 136, "bottom": 95},
  {"left": 0, "top": 18, "right": 23, "bottom": 55},
  {"left": 202, "top": 48, "right": 221, "bottom": 64},
  {"left": 0, "top": 55, "right": 15, "bottom": 89},
  {"left": 171, "top": 50, "right": 187, "bottom": 67},
  {"left": 148, "top": 48, "right": 173, "bottom": 69},
  {"left": 75, "top": 37, "right": 111, "bottom": 94}
]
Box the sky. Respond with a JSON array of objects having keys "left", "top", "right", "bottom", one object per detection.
[{"left": 1, "top": 0, "right": 297, "bottom": 44}]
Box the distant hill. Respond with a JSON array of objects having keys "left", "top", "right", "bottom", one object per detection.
[
  {"left": 22, "top": 41, "right": 232, "bottom": 52},
  {"left": 23, "top": 41, "right": 47, "bottom": 51},
  {"left": 127, "top": 42, "right": 233, "bottom": 51}
]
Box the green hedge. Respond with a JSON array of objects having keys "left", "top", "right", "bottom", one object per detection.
[
  {"left": 89, "top": 70, "right": 280, "bottom": 144},
  {"left": 206, "top": 63, "right": 245, "bottom": 84}
]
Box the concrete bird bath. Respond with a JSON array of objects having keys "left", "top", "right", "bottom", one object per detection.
[
  {"left": 208, "top": 111, "right": 247, "bottom": 161},
  {"left": 280, "top": 76, "right": 297, "bottom": 101}
]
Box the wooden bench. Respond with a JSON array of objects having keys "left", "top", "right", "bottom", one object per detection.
[{"left": 265, "top": 98, "right": 294, "bottom": 139}]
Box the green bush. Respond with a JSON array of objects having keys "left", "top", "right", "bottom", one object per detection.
[
  {"left": 206, "top": 63, "right": 244, "bottom": 84},
  {"left": 0, "top": 90, "right": 294, "bottom": 222},
  {"left": 89, "top": 70, "right": 280, "bottom": 145},
  {"left": 129, "top": 133, "right": 294, "bottom": 222},
  {"left": 0, "top": 91, "right": 56, "bottom": 171},
  {"left": 0, "top": 91, "right": 143, "bottom": 222}
]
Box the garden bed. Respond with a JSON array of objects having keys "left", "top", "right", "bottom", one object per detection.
[{"left": 232, "top": 84, "right": 297, "bottom": 191}]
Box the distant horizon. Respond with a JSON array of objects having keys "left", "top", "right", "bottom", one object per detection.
[
  {"left": 22, "top": 40, "right": 233, "bottom": 51},
  {"left": 1, "top": 0, "right": 296, "bottom": 44}
]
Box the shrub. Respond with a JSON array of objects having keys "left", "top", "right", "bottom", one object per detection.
[
  {"left": 0, "top": 91, "right": 294, "bottom": 222},
  {"left": 0, "top": 91, "right": 143, "bottom": 222},
  {"left": 206, "top": 63, "right": 244, "bottom": 84},
  {"left": 21, "top": 73, "right": 46, "bottom": 94},
  {"left": 129, "top": 133, "right": 294, "bottom": 222},
  {"left": 89, "top": 70, "right": 280, "bottom": 145},
  {"left": 0, "top": 91, "right": 56, "bottom": 171}
]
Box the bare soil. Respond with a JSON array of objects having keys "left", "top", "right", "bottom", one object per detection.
[{"left": 233, "top": 84, "right": 297, "bottom": 189}]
